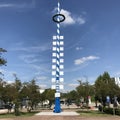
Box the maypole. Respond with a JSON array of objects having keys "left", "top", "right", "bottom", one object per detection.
[{"left": 51, "top": 0, "right": 65, "bottom": 113}]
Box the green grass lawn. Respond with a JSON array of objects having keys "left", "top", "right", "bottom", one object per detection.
[
  {"left": 0, "top": 111, "right": 40, "bottom": 119},
  {"left": 76, "top": 110, "right": 113, "bottom": 117}
]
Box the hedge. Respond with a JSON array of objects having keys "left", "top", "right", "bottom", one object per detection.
[{"left": 103, "top": 107, "right": 120, "bottom": 116}]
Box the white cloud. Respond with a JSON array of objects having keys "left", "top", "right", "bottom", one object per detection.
[
  {"left": 65, "top": 64, "right": 88, "bottom": 73},
  {"left": 6, "top": 80, "right": 14, "bottom": 84},
  {"left": 0, "top": 0, "right": 35, "bottom": 9},
  {"left": 60, "top": 9, "right": 86, "bottom": 26},
  {"left": 0, "top": 4, "right": 14, "bottom": 8},
  {"left": 76, "top": 47, "right": 83, "bottom": 51},
  {"left": 30, "top": 64, "right": 50, "bottom": 74},
  {"left": 53, "top": 8, "right": 86, "bottom": 26},
  {"left": 74, "top": 56, "right": 100, "bottom": 65},
  {"left": 36, "top": 76, "right": 47, "bottom": 81},
  {"left": 10, "top": 44, "right": 50, "bottom": 53},
  {"left": 39, "top": 84, "right": 47, "bottom": 89},
  {"left": 0, "top": 69, "right": 5, "bottom": 74},
  {"left": 19, "top": 54, "right": 39, "bottom": 64},
  {"left": 68, "top": 83, "right": 79, "bottom": 87},
  {"left": 60, "top": 9, "right": 75, "bottom": 25},
  {"left": 76, "top": 16, "right": 86, "bottom": 25}
]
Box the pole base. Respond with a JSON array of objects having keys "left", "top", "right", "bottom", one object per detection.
[{"left": 53, "top": 97, "right": 61, "bottom": 113}]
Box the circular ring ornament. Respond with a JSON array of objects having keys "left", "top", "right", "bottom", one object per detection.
[{"left": 52, "top": 14, "right": 65, "bottom": 23}]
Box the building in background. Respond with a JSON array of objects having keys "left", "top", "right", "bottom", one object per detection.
[{"left": 115, "top": 77, "right": 120, "bottom": 87}]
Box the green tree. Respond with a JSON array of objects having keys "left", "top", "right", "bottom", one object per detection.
[
  {"left": 76, "top": 80, "right": 94, "bottom": 103},
  {"left": 28, "top": 80, "right": 40, "bottom": 108},
  {"left": 20, "top": 79, "right": 40, "bottom": 111},
  {"left": 95, "top": 72, "right": 120, "bottom": 106},
  {"left": 19, "top": 82, "right": 29, "bottom": 99},
  {"left": 67, "top": 90, "right": 78, "bottom": 100},
  {"left": 4, "top": 84, "right": 17, "bottom": 102},
  {"left": 41, "top": 89, "right": 55, "bottom": 107},
  {"left": 65, "top": 90, "right": 78, "bottom": 106},
  {"left": 0, "top": 79, "right": 7, "bottom": 103},
  {"left": 0, "top": 48, "right": 7, "bottom": 82},
  {"left": 0, "top": 48, "right": 7, "bottom": 66},
  {"left": 12, "top": 74, "right": 22, "bottom": 115}
]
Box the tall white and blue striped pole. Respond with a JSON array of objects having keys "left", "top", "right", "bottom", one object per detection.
[{"left": 52, "top": 0, "right": 65, "bottom": 113}]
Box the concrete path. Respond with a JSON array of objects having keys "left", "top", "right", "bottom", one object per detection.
[{"left": 35, "top": 111, "right": 79, "bottom": 116}]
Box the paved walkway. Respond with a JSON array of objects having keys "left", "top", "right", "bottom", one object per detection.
[{"left": 35, "top": 111, "right": 79, "bottom": 116}]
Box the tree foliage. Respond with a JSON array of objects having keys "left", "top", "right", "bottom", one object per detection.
[
  {"left": 95, "top": 72, "right": 120, "bottom": 104},
  {"left": 0, "top": 75, "right": 41, "bottom": 111},
  {"left": 67, "top": 90, "right": 78, "bottom": 100},
  {"left": 20, "top": 79, "right": 40, "bottom": 109},
  {"left": 0, "top": 48, "right": 7, "bottom": 66},
  {"left": 0, "top": 70, "right": 120, "bottom": 111},
  {"left": 41, "top": 89, "right": 55, "bottom": 103},
  {"left": 76, "top": 80, "right": 94, "bottom": 101}
]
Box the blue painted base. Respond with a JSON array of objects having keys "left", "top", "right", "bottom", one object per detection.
[{"left": 53, "top": 97, "right": 61, "bottom": 113}]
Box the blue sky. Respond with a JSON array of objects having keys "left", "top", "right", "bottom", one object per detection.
[{"left": 0, "top": 0, "right": 120, "bottom": 92}]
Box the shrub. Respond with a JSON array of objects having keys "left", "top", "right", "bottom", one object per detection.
[
  {"left": 103, "top": 107, "right": 113, "bottom": 114},
  {"left": 103, "top": 107, "right": 120, "bottom": 116},
  {"left": 115, "top": 109, "right": 120, "bottom": 115},
  {"left": 98, "top": 105, "right": 103, "bottom": 112}
]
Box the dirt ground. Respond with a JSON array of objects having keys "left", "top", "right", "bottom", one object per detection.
[{"left": 0, "top": 115, "right": 120, "bottom": 120}]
